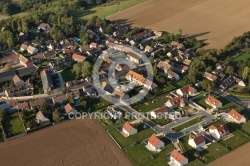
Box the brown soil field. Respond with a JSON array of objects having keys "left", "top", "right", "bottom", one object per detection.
[
  {"left": 208, "top": 142, "right": 250, "bottom": 166},
  {"left": 108, "top": 0, "right": 250, "bottom": 49},
  {"left": 0, "top": 118, "right": 132, "bottom": 166}
]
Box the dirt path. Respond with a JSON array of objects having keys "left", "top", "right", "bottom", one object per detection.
[
  {"left": 0, "top": 118, "right": 132, "bottom": 166},
  {"left": 108, "top": 0, "right": 250, "bottom": 49},
  {"left": 209, "top": 142, "right": 250, "bottom": 166}
]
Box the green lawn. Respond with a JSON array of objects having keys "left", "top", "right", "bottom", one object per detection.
[
  {"left": 201, "top": 142, "right": 228, "bottom": 164},
  {"left": 134, "top": 102, "right": 162, "bottom": 112},
  {"left": 150, "top": 116, "right": 172, "bottom": 126},
  {"left": 180, "top": 135, "right": 228, "bottom": 165},
  {"left": 133, "top": 94, "right": 168, "bottom": 112},
  {"left": 125, "top": 137, "right": 175, "bottom": 166},
  {"left": 41, "top": 61, "right": 50, "bottom": 66},
  {"left": 73, "top": 0, "right": 147, "bottom": 22},
  {"left": 233, "top": 52, "right": 250, "bottom": 63},
  {"left": 193, "top": 94, "right": 239, "bottom": 111},
  {"left": 220, "top": 130, "right": 250, "bottom": 150},
  {"left": 187, "top": 159, "right": 204, "bottom": 166},
  {"left": 109, "top": 127, "right": 155, "bottom": 148},
  {"left": 192, "top": 95, "right": 212, "bottom": 109},
  {"left": 61, "top": 69, "right": 76, "bottom": 82},
  {"left": 98, "top": 110, "right": 131, "bottom": 130},
  {"left": 2, "top": 113, "right": 25, "bottom": 138},
  {"left": 215, "top": 95, "right": 239, "bottom": 111},
  {"left": 0, "top": 12, "right": 29, "bottom": 21},
  {"left": 172, "top": 117, "right": 203, "bottom": 132},
  {"left": 239, "top": 117, "right": 250, "bottom": 136}
]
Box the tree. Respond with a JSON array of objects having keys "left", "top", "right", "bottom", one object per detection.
[
  {"left": 80, "top": 100, "right": 87, "bottom": 108},
  {"left": 53, "top": 111, "right": 61, "bottom": 122},
  {"left": 202, "top": 80, "right": 215, "bottom": 92},
  {"left": 104, "top": 24, "right": 114, "bottom": 34},
  {"left": 155, "top": 75, "right": 166, "bottom": 85},
  {"left": 225, "top": 66, "right": 234, "bottom": 74},
  {"left": 40, "top": 103, "right": 50, "bottom": 114},
  {"left": 67, "top": 96, "right": 74, "bottom": 105},
  {"left": 242, "top": 67, "right": 249, "bottom": 79},
  {"left": 177, "top": 28, "right": 183, "bottom": 36},
  {"left": 4, "top": 64, "right": 11, "bottom": 71},
  {"left": 0, "top": 110, "right": 5, "bottom": 122},
  {"left": 81, "top": 61, "right": 92, "bottom": 77},
  {"left": 72, "top": 63, "right": 82, "bottom": 79},
  {"left": 153, "top": 64, "right": 158, "bottom": 77}
]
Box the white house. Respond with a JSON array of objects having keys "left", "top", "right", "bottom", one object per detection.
[
  {"left": 176, "top": 86, "right": 197, "bottom": 97},
  {"left": 147, "top": 135, "right": 164, "bottom": 151},
  {"left": 64, "top": 103, "right": 77, "bottom": 116},
  {"left": 122, "top": 122, "right": 137, "bottom": 136},
  {"left": 209, "top": 125, "right": 229, "bottom": 140},
  {"left": 238, "top": 80, "right": 246, "bottom": 87},
  {"left": 228, "top": 109, "right": 246, "bottom": 124},
  {"left": 150, "top": 107, "right": 169, "bottom": 118},
  {"left": 205, "top": 96, "right": 222, "bottom": 109},
  {"left": 188, "top": 135, "right": 206, "bottom": 150},
  {"left": 169, "top": 150, "right": 188, "bottom": 166},
  {"left": 36, "top": 111, "right": 50, "bottom": 124}
]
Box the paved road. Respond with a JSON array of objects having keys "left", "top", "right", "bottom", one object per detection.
[
  {"left": 217, "top": 91, "right": 249, "bottom": 109},
  {"left": 118, "top": 102, "right": 215, "bottom": 141}
]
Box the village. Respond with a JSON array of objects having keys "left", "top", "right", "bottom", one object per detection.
[{"left": 0, "top": 17, "right": 250, "bottom": 166}]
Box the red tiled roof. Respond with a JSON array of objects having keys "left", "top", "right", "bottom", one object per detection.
[
  {"left": 179, "top": 85, "right": 195, "bottom": 93},
  {"left": 123, "top": 122, "right": 134, "bottom": 133},
  {"left": 228, "top": 109, "right": 243, "bottom": 122},
  {"left": 217, "top": 125, "right": 229, "bottom": 134},
  {"left": 64, "top": 103, "right": 73, "bottom": 113},
  {"left": 168, "top": 97, "right": 184, "bottom": 106},
  {"left": 204, "top": 72, "right": 217, "bottom": 81},
  {"left": 17, "top": 102, "right": 29, "bottom": 110},
  {"left": 209, "top": 125, "right": 217, "bottom": 130},
  {"left": 206, "top": 96, "right": 221, "bottom": 107},
  {"left": 9, "top": 100, "right": 16, "bottom": 107},
  {"left": 153, "top": 107, "right": 169, "bottom": 114},
  {"left": 193, "top": 135, "right": 205, "bottom": 145},
  {"left": 171, "top": 150, "right": 186, "bottom": 164},
  {"left": 148, "top": 135, "right": 161, "bottom": 147},
  {"left": 72, "top": 53, "right": 86, "bottom": 62}
]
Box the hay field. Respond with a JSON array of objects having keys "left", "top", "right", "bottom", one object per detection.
[
  {"left": 0, "top": 118, "right": 132, "bottom": 166},
  {"left": 108, "top": 0, "right": 250, "bottom": 49}
]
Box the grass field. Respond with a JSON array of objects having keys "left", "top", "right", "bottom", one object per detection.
[
  {"left": 74, "top": 0, "right": 147, "bottom": 22},
  {"left": 2, "top": 113, "right": 25, "bottom": 138},
  {"left": 220, "top": 130, "right": 250, "bottom": 150},
  {"left": 180, "top": 135, "right": 228, "bottom": 164},
  {"left": 109, "top": 127, "right": 155, "bottom": 148},
  {"left": 193, "top": 94, "right": 238, "bottom": 110},
  {"left": 124, "top": 137, "right": 175, "bottom": 166},
  {"left": 108, "top": 0, "right": 250, "bottom": 49},
  {"left": 193, "top": 96, "right": 212, "bottom": 109},
  {"left": 150, "top": 116, "right": 172, "bottom": 126},
  {"left": 202, "top": 142, "right": 228, "bottom": 163},
  {"left": 0, "top": 12, "right": 29, "bottom": 21},
  {"left": 172, "top": 117, "right": 202, "bottom": 132},
  {"left": 61, "top": 68, "right": 76, "bottom": 82},
  {"left": 233, "top": 52, "right": 250, "bottom": 63}
]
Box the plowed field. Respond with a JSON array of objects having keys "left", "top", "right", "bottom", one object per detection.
[{"left": 108, "top": 0, "right": 250, "bottom": 49}]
